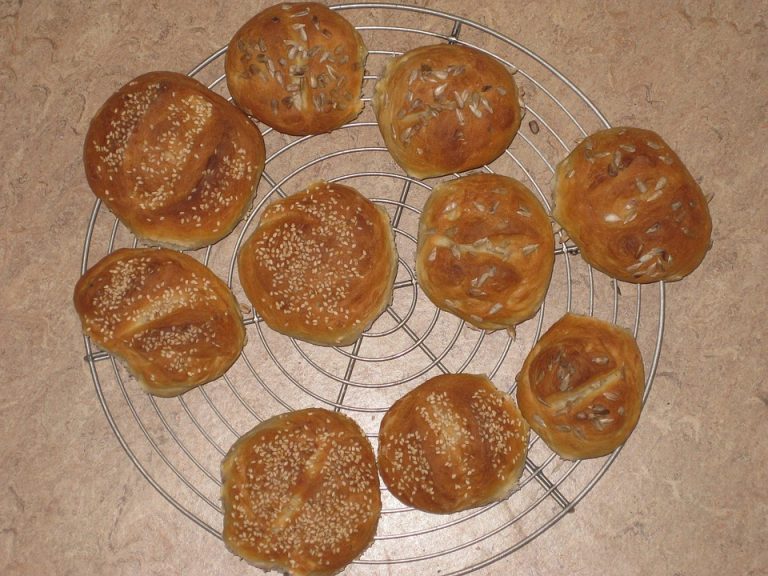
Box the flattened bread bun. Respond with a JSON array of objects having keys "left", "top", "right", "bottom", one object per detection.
[
  {"left": 238, "top": 181, "right": 397, "bottom": 346},
  {"left": 84, "top": 71, "right": 266, "bottom": 249},
  {"left": 73, "top": 248, "right": 245, "bottom": 397},
  {"left": 378, "top": 373, "right": 529, "bottom": 514},
  {"left": 416, "top": 173, "right": 554, "bottom": 331},
  {"left": 516, "top": 313, "right": 645, "bottom": 460},
  {"left": 221, "top": 408, "right": 381, "bottom": 576},
  {"left": 373, "top": 44, "right": 522, "bottom": 179},
  {"left": 553, "top": 127, "right": 712, "bottom": 283},
  {"left": 225, "top": 2, "right": 367, "bottom": 135}
]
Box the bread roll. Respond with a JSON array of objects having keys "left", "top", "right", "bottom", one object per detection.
[
  {"left": 237, "top": 181, "right": 398, "bottom": 346},
  {"left": 221, "top": 408, "right": 381, "bottom": 576},
  {"left": 416, "top": 173, "right": 554, "bottom": 331},
  {"left": 225, "top": 2, "right": 367, "bottom": 135},
  {"left": 378, "top": 373, "right": 529, "bottom": 514},
  {"left": 552, "top": 127, "right": 712, "bottom": 282},
  {"left": 73, "top": 248, "right": 245, "bottom": 397},
  {"left": 373, "top": 44, "right": 522, "bottom": 179},
  {"left": 515, "top": 313, "right": 645, "bottom": 460},
  {"left": 83, "top": 71, "right": 266, "bottom": 249}
]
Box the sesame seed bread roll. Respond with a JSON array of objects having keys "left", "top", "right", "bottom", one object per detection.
[
  {"left": 416, "top": 173, "right": 555, "bottom": 332},
  {"left": 373, "top": 44, "right": 522, "bottom": 179},
  {"left": 225, "top": 2, "right": 368, "bottom": 136},
  {"left": 378, "top": 373, "right": 529, "bottom": 514},
  {"left": 73, "top": 248, "right": 245, "bottom": 397},
  {"left": 552, "top": 127, "right": 713, "bottom": 283},
  {"left": 516, "top": 313, "right": 645, "bottom": 460},
  {"left": 221, "top": 408, "right": 381, "bottom": 576},
  {"left": 83, "top": 71, "right": 266, "bottom": 250},
  {"left": 237, "top": 181, "right": 398, "bottom": 346}
]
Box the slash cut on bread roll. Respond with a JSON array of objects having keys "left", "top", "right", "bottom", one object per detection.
[
  {"left": 221, "top": 408, "right": 381, "bottom": 576},
  {"left": 84, "top": 71, "right": 266, "bottom": 250},
  {"left": 378, "top": 373, "right": 529, "bottom": 514},
  {"left": 552, "top": 127, "right": 713, "bottom": 283},
  {"left": 225, "top": 2, "right": 368, "bottom": 135},
  {"left": 73, "top": 248, "right": 245, "bottom": 397},
  {"left": 516, "top": 313, "right": 645, "bottom": 460},
  {"left": 416, "top": 173, "right": 555, "bottom": 331},
  {"left": 237, "top": 181, "right": 398, "bottom": 347},
  {"left": 373, "top": 44, "right": 522, "bottom": 179}
]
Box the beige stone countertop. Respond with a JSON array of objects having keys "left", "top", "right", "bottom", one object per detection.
[{"left": 1, "top": 1, "right": 766, "bottom": 575}]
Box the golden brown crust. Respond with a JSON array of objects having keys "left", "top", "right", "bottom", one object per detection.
[
  {"left": 237, "top": 181, "right": 398, "bottom": 346},
  {"left": 515, "top": 313, "right": 645, "bottom": 460},
  {"left": 373, "top": 44, "right": 521, "bottom": 179},
  {"left": 552, "top": 127, "right": 712, "bottom": 283},
  {"left": 83, "top": 71, "right": 266, "bottom": 250},
  {"left": 416, "top": 173, "right": 554, "bottom": 331},
  {"left": 225, "top": 2, "right": 368, "bottom": 135},
  {"left": 221, "top": 408, "right": 381, "bottom": 576},
  {"left": 73, "top": 248, "right": 245, "bottom": 397},
  {"left": 378, "top": 373, "right": 529, "bottom": 514}
]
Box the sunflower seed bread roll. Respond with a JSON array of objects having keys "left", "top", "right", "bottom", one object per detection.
[
  {"left": 73, "top": 248, "right": 245, "bottom": 397},
  {"left": 83, "top": 71, "right": 266, "bottom": 249},
  {"left": 237, "top": 181, "right": 398, "bottom": 346},
  {"left": 378, "top": 373, "right": 529, "bottom": 514},
  {"left": 221, "top": 408, "right": 381, "bottom": 576},
  {"left": 416, "top": 173, "right": 554, "bottom": 331},
  {"left": 516, "top": 313, "right": 645, "bottom": 460},
  {"left": 373, "top": 44, "right": 522, "bottom": 179},
  {"left": 225, "top": 2, "right": 368, "bottom": 135},
  {"left": 552, "top": 127, "right": 712, "bottom": 283}
]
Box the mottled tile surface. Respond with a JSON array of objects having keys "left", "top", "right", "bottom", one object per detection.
[{"left": 1, "top": 1, "right": 766, "bottom": 575}]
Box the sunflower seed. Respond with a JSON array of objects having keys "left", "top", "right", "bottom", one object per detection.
[
  {"left": 619, "top": 143, "right": 636, "bottom": 152},
  {"left": 434, "top": 83, "right": 448, "bottom": 97},
  {"left": 635, "top": 178, "right": 647, "bottom": 193},
  {"left": 517, "top": 206, "right": 531, "bottom": 217},
  {"left": 522, "top": 243, "right": 539, "bottom": 255},
  {"left": 557, "top": 424, "right": 572, "bottom": 432},
  {"left": 604, "top": 213, "right": 621, "bottom": 223},
  {"left": 532, "top": 414, "right": 547, "bottom": 428},
  {"left": 451, "top": 245, "right": 461, "bottom": 259},
  {"left": 428, "top": 247, "right": 437, "bottom": 262},
  {"left": 603, "top": 391, "right": 620, "bottom": 401},
  {"left": 659, "top": 154, "right": 673, "bottom": 165},
  {"left": 646, "top": 140, "right": 661, "bottom": 150},
  {"left": 488, "top": 303, "right": 503, "bottom": 315},
  {"left": 645, "top": 223, "right": 661, "bottom": 234},
  {"left": 480, "top": 96, "right": 493, "bottom": 113},
  {"left": 592, "top": 356, "right": 609, "bottom": 365},
  {"left": 655, "top": 176, "right": 667, "bottom": 191},
  {"left": 258, "top": 38, "right": 267, "bottom": 52}
]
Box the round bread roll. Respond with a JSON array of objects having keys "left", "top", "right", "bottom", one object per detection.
[
  {"left": 221, "top": 408, "right": 381, "bottom": 576},
  {"left": 225, "top": 2, "right": 368, "bottom": 135},
  {"left": 515, "top": 313, "right": 645, "bottom": 460},
  {"left": 73, "top": 248, "right": 245, "bottom": 397},
  {"left": 237, "top": 181, "right": 398, "bottom": 346},
  {"left": 416, "top": 173, "right": 555, "bottom": 331},
  {"left": 373, "top": 44, "right": 522, "bottom": 179},
  {"left": 83, "top": 71, "right": 266, "bottom": 249},
  {"left": 552, "top": 126, "right": 713, "bottom": 283},
  {"left": 378, "top": 373, "right": 529, "bottom": 514}
]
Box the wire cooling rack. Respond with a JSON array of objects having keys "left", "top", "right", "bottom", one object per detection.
[{"left": 79, "top": 3, "right": 665, "bottom": 574}]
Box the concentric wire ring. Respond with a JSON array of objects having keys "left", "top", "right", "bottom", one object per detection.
[{"left": 79, "top": 4, "right": 665, "bottom": 574}]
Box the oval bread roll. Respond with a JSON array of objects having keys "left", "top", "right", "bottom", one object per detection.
[
  {"left": 378, "top": 373, "right": 529, "bottom": 514},
  {"left": 73, "top": 248, "right": 245, "bottom": 397},
  {"left": 416, "top": 173, "right": 554, "bottom": 331},
  {"left": 373, "top": 44, "right": 522, "bottom": 179},
  {"left": 221, "top": 408, "right": 381, "bottom": 576},
  {"left": 225, "top": 2, "right": 368, "bottom": 135},
  {"left": 237, "top": 181, "right": 398, "bottom": 346},
  {"left": 83, "top": 71, "right": 266, "bottom": 249},
  {"left": 516, "top": 313, "right": 645, "bottom": 460},
  {"left": 552, "top": 127, "right": 712, "bottom": 283}
]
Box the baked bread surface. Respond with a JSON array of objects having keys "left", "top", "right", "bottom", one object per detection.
[
  {"left": 237, "top": 181, "right": 398, "bottom": 346},
  {"left": 84, "top": 71, "right": 266, "bottom": 249},
  {"left": 516, "top": 313, "right": 645, "bottom": 460},
  {"left": 225, "top": 2, "right": 368, "bottom": 135},
  {"left": 416, "top": 173, "right": 554, "bottom": 331},
  {"left": 73, "top": 247, "right": 245, "bottom": 397},
  {"left": 378, "top": 373, "right": 529, "bottom": 514},
  {"left": 552, "top": 126, "right": 712, "bottom": 282},
  {"left": 221, "top": 408, "right": 381, "bottom": 576},
  {"left": 373, "top": 44, "right": 521, "bottom": 179}
]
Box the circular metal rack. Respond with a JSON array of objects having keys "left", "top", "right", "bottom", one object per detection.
[{"left": 79, "top": 4, "right": 665, "bottom": 574}]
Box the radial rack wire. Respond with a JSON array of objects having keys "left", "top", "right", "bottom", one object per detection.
[{"left": 79, "top": 4, "right": 665, "bottom": 574}]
